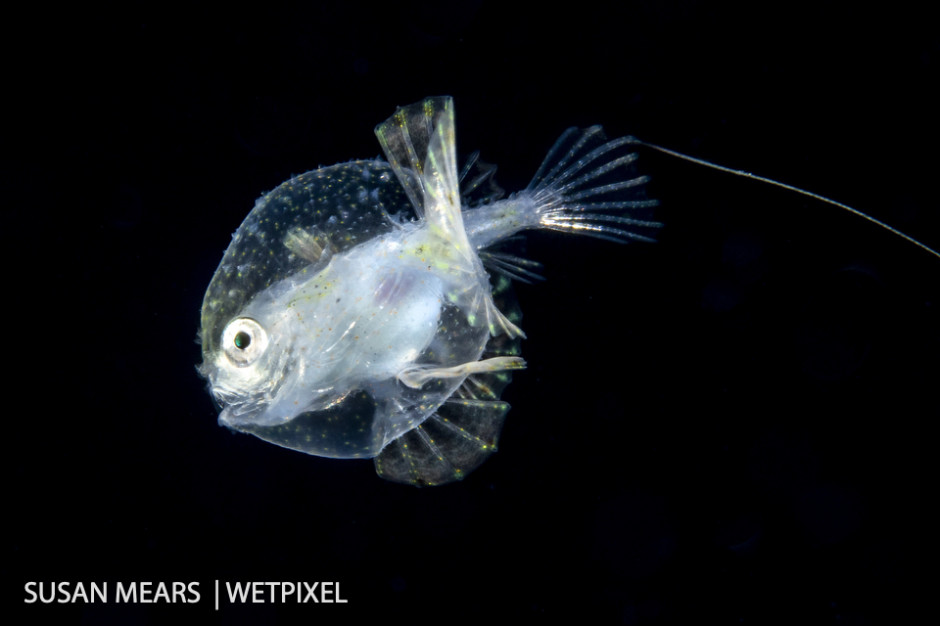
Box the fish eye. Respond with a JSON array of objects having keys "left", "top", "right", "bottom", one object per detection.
[{"left": 221, "top": 317, "right": 268, "bottom": 366}]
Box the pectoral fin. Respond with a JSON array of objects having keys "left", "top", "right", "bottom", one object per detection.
[{"left": 398, "top": 356, "right": 526, "bottom": 389}]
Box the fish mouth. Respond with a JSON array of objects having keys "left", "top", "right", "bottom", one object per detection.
[
  {"left": 218, "top": 382, "right": 355, "bottom": 431},
  {"left": 206, "top": 344, "right": 296, "bottom": 427},
  {"left": 213, "top": 387, "right": 274, "bottom": 428},
  {"left": 212, "top": 352, "right": 358, "bottom": 431}
]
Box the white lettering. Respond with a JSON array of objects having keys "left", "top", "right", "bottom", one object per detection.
[
  {"left": 226, "top": 581, "right": 251, "bottom": 603},
  {"left": 24, "top": 582, "right": 199, "bottom": 605},
  {"left": 220, "top": 581, "right": 347, "bottom": 604},
  {"left": 91, "top": 582, "right": 107, "bottom": 603},
  {"left": 321, "top": 581, "right": 348, "bottom": 603},
  {"left": 302, "top": 581, "right": 319, "bottom": 603},
  {"left": 116, "top": 582, "right": 136, "bottom": 603},
  {"left": 23, "top": 582, "right": 109, "bottom": 604},
  {"left": 153, "top": 581, "right": 170, "bottom": 603},
  {"left": 189, "top": 581, "right": 201, "bottom": 604},
  {"left": 24, "top": 582, "right": 37, "bottom": 604},
  {"left": 72, "top": 583, "right": 89, "bottom": 603}
]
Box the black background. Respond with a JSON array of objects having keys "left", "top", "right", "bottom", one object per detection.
[{"left": 5, "top": 2, "right": 938, "bottom": 624}]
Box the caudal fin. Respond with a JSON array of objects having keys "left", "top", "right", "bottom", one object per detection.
[{"left": 528, "top": 126, "right": 661, "bottom": 243}]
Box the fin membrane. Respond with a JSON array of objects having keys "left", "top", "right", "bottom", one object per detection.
[
  {"left": 374, "top": 398, "right": 510, "bottom": 486},
  {"left": 374, "top": 96, "right": 460, "bottom": 224}
]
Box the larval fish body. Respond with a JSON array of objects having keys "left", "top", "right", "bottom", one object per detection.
[{"left": 199, "top": 96, "right": 657, "bottom": 486}]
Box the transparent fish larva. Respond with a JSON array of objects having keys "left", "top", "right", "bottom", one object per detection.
[{"left": 198, "top": 96, "right": 661, "bottom": 486}]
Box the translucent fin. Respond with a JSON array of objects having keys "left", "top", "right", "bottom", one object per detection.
[
  {"left": 376, "top": 96, "right": 483, "bottom": 283},
  {"left": 375, "top": 97, "right": 462, "bottom": 232},
  {"left": 528, "top": 126, "right": 662, "bottom": 243},
  {"left": 373, "top": 397, "right": 510, "bottom": 486},
  {"left": 459, "top": 151, "right": 504, "bottom": 207},
  {"left": 485, "top": 297, "right": 526, "bottom": 338},
  {"left": 479, "top": 250, "right": 545, "bottom": 284},
  {"left": 374, "top": 102, "right": 432, "bottom": 218},
  {"left": 283, "top": 226, "right": 334, "bottom": 264}
]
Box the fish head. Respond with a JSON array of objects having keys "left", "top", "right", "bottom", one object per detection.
[{"left": 199, "top": 305, "right": 297, "bottom": 429}]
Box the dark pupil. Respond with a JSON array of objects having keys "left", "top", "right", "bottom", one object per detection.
[{"left": 234, "top": 331, "right": 251, "bottom": 350}]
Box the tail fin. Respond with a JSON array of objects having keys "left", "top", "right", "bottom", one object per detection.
[{"left": 528, "top": 126, "right": 662, "bottom": 243}]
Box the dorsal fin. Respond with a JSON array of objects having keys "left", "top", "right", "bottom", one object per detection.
[
  {"left": 375, "top": 96, "right": 482, "bottom": 279},
  {"left": 374, "top": 97, "right": 461, "bottom": 229}
]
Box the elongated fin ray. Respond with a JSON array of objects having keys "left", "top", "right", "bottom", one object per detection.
[{"left": 627, "top": 137, "right": 940, "bottom": 261}]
